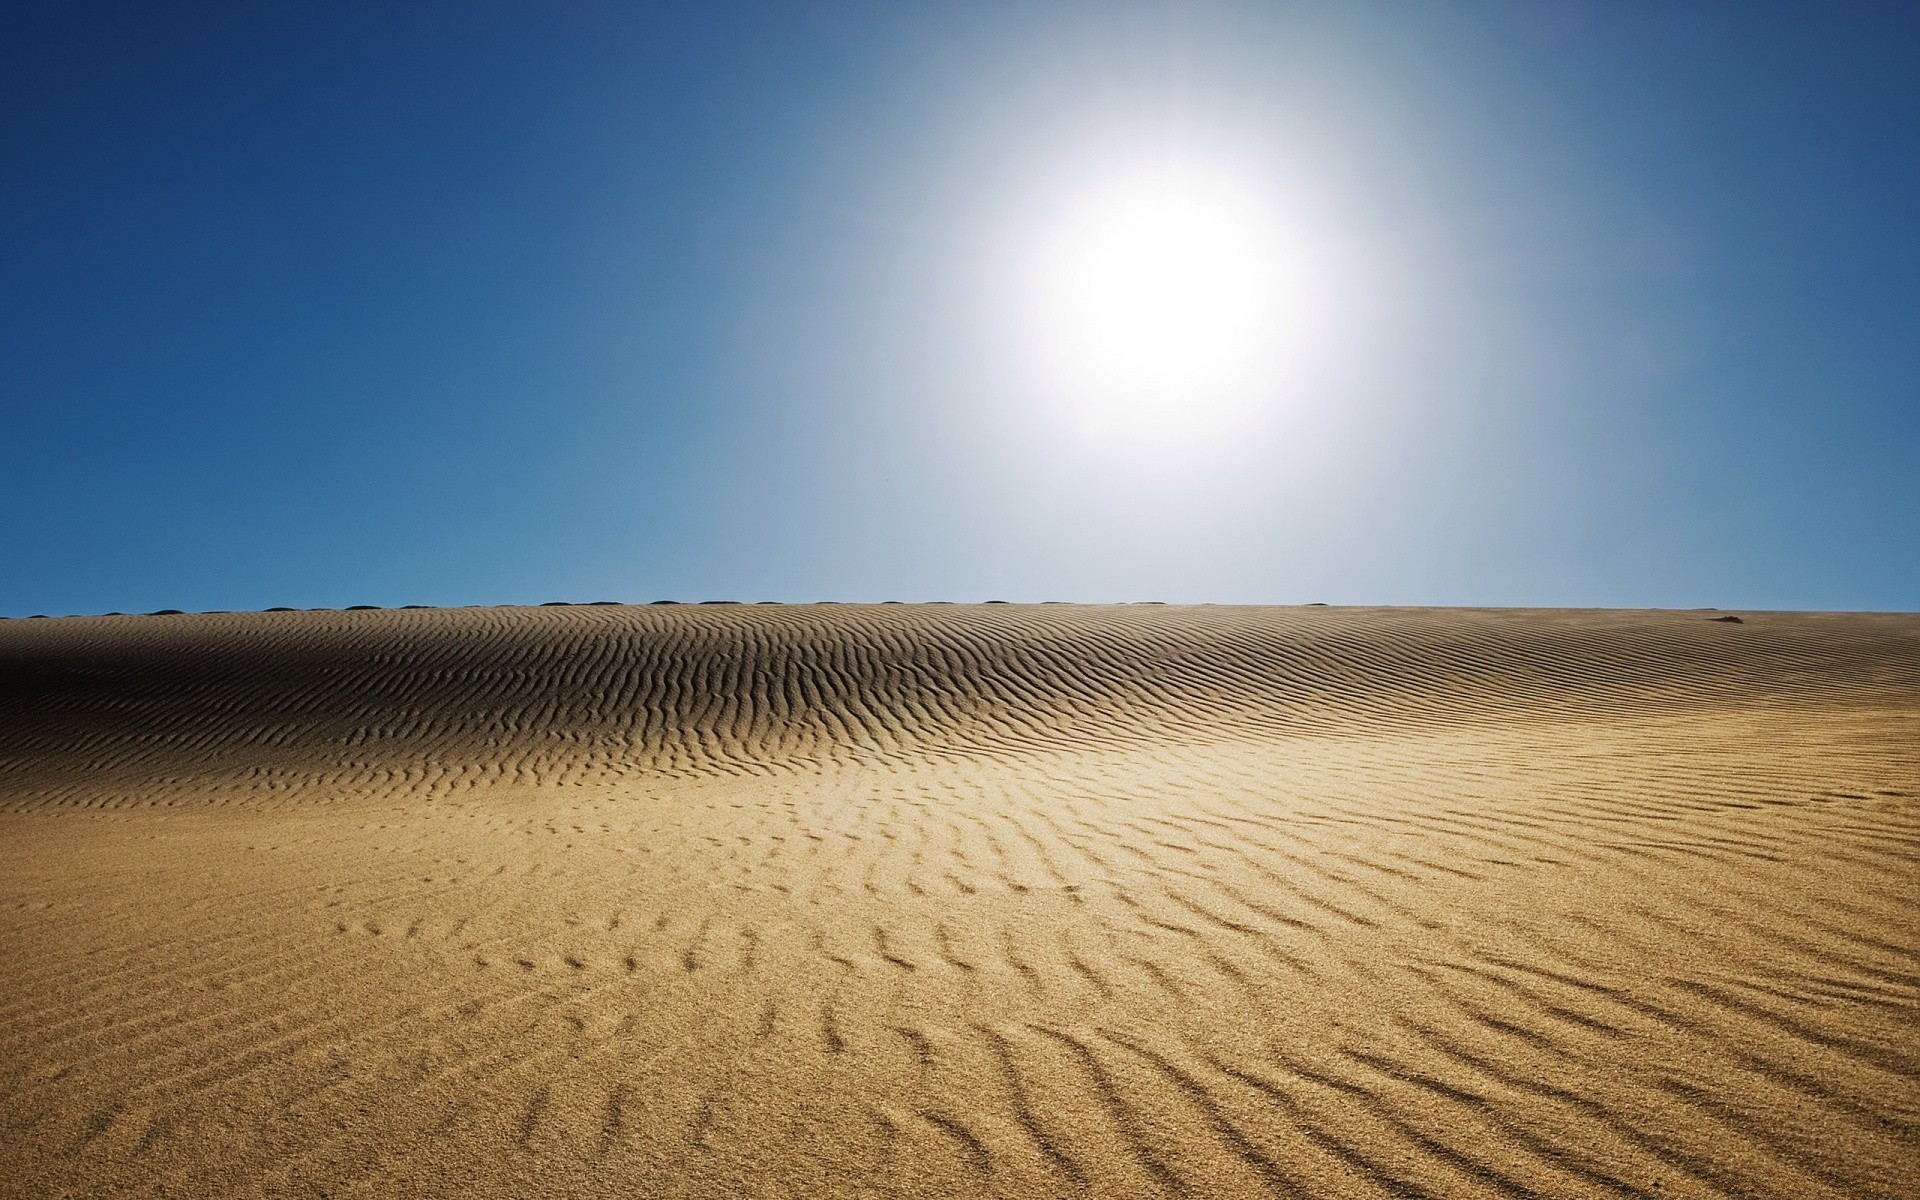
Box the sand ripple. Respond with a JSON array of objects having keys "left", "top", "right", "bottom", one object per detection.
[{"left": 0, "top": 604, "right": 1914, "bottom": 1197}]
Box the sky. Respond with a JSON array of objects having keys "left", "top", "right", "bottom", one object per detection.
[{"left": 3, "top": 1, "right": 1916, "bottom": 615}]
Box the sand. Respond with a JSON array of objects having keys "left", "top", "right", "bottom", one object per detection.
[{"left": 0, "top": 603, "right": 1914, "bottom": 1198}]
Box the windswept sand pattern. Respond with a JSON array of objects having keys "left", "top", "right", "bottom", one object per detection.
[{"left": 0, "top": 604, "right": 1915, "bottom": 1198}]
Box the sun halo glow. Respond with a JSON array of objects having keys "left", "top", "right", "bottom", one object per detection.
[{"left": 1029, "top": 168, "right": 1287, "bottom": 426}]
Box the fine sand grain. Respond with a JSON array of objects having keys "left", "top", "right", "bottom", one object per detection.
[{"left": 0, "top": 604, "right": 1915, "bottom": 1198}]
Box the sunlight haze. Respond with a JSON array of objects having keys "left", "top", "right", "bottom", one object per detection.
[{"left": 1026, "top": 160, "right": 1294, "bottom": 426}]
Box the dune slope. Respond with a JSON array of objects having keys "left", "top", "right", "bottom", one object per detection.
[{"left": 1, "top": 604, "right": 1916, "bottom": 1198}]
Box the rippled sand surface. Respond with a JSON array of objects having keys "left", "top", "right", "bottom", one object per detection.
[{"left": 1, "top": 603, "right": 1915, "bottom": 1198}]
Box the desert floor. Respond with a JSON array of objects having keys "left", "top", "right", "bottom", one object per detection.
[{"left": 0, "top": 603, "right": 1915, "bottom": 1198}]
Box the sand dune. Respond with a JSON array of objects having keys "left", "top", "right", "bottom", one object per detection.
[{"left": 1, "top": 603, "right": 1914, "bottom": 1198}]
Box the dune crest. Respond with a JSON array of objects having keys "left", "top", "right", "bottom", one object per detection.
[{"left": 1, "top": 604, "right": 1915, "bottom": 1198}]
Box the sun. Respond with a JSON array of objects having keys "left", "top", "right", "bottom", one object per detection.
[{"left": 1032, "top": 166, "right": 1282, "bottom": 417}]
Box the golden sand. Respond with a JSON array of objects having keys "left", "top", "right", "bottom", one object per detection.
[{"left": 1, "top": 604, "right": 1914, "bottom": 1198}]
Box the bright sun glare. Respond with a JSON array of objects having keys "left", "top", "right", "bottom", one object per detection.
[{"left": 1032, "top": 166, "right": 1284, "bottom": 421}]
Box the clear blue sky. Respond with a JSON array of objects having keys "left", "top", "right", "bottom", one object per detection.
[{"left": 3, "top": 2, "right": 1915, "bottom": 615}]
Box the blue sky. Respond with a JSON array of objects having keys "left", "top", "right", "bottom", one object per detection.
[{"left": 3, "top": 2, "right": 1915, "bottom": 615}]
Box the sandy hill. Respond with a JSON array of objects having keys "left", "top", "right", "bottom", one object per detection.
[{"left": 0, "top": 604, "right": 1915, "bottom": 1198}]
